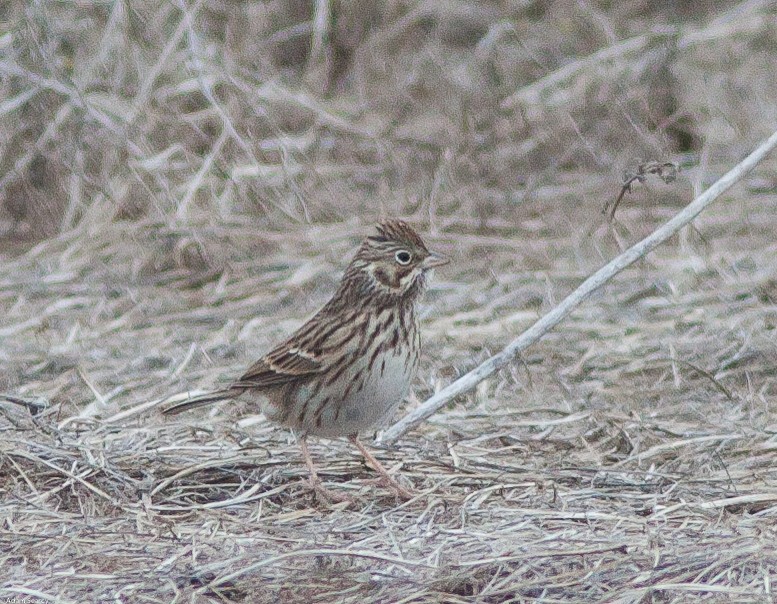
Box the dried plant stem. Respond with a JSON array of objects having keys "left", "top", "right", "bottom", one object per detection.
[
  {"left": 380, "top": 128, "right": 777, "bottom": 444},
  {"left": 209, "top": 548, "right": 430, "bottom": 590},
  {"left": 500, "top": 33, "right": 653, "bottom": 109},
  {"left": 309, "top": 0, "right": 331, "bottom": 68}
]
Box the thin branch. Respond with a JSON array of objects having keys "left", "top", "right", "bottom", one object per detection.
[
  {"left": 603, "top": 160, "right": 679, "bottom": 220},
  {"left": 379, "top": 128, "right": 777, "bottom": 444}
]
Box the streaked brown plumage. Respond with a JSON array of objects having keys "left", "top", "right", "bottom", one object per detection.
[{"left": 164, "top": 219, "right": 448, "bottom": 499}]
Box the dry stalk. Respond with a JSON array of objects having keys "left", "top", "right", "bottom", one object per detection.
[
  {"left": 604, "top": 160, "right": 680, "bottom": 220},
  {"left": 380, "top": 128, "right": 777, "bottom": 443}
]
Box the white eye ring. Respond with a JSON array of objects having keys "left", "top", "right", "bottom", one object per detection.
[{"left": 395, "top": 250, "right": 412, "bottom": 265}]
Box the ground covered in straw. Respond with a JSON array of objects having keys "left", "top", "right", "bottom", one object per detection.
[{"left": 2, "top": 1, "right": 777, "bottom": 602}]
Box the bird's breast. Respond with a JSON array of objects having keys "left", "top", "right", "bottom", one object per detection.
[{"left": 281, "top": 314, "right": 420, "bottom": 438}]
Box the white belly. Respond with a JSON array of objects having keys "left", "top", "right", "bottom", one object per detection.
[
  {"left": 328, "top": 347, "right": 414, "bottom": 436},
  {"left": 271, "top": 345, "right": 418, "bottom": 438}
]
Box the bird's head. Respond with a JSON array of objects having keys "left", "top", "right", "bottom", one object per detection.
[{"left": 346, "top": 219, "right": 449, "bottom": 302}]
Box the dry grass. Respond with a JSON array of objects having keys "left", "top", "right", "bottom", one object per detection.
[{"left": 2, "top": 1, "right": 777, "bottom": 602}]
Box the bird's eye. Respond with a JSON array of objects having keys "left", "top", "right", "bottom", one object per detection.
[{"left": 395, "top": 250, "right": 412, "bottom": 265}]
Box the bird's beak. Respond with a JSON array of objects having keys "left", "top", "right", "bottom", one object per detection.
[{"left": 422, "top": 251, "right": 450, "bottom": 269}]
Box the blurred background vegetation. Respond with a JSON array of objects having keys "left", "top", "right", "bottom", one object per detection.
[{"left": 1, "top": 0, "right": 775, "bottom": 244}]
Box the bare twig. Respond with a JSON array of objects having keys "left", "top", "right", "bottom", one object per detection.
[
  {"left": 604, "top": 160, "right": 680, "bottom": 220},
  {"left": 379, "top": 128, "right": 777, "bottom": 444}
]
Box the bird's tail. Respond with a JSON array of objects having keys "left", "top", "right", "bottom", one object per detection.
[{"left": 162, "top": 388, "right": 242, "bottom": 415}]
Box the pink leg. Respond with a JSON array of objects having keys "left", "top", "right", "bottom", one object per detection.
[
  {"left": 348, "top": 435, "right": 413, "bottom": 499},
  {"left": 297, "top": 433, "right": 351, "bottom": 504},
  {"left": 298, "top": 433, "right": 320, "bottom": 485}
]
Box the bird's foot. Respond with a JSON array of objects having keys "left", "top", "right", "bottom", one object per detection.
[
  {"left": 307, "top": 478, "right": 354, "bottom": 505},
  {"left": 360, "top": 475, "right": 414, "bottom": 500}
]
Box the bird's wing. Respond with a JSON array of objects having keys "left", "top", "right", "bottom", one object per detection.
[
  {"left": 233, "top": 343, "right": 322, "bottom": 389},
  {"left": 232, "top": 304, "right": 364, "bottom": 390}
]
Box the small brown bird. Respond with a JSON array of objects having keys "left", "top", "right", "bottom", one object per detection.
[{"left": 164, "top": 219, "right": 449, "bottom": 499}]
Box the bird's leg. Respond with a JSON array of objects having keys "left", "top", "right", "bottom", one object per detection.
[
  {"left": 348, "top": 435, "right": 413, "bottom": 499},
  {"left": 297, "top": 433, "right": 320, "bottom": 484},
  {"left": 296, "top": 433, "right": 351, "bottom": 504}
]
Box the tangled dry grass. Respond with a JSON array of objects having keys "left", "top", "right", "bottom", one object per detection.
[{"left": 2, "top": 1, "right": 777, "bottom": 602}]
